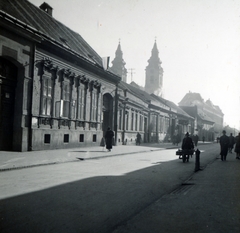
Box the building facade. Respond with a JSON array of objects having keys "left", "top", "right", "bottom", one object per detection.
[
  {"left": 0, "top": 0, "right": 121, "bottom": 151},
  {"left": 0, "top": 1, "right": 224, "bottom": 152},
  {"left": 179, "top": 92, "right": 223, "bottom": 141}
]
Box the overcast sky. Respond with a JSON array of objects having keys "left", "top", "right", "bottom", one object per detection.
[{"left": 29, "top": 0, "right": 240, "bottom": 130}]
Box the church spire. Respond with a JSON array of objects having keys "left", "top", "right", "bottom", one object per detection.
[
  {"left": 109, "top": 41, "right": 127, "bottom": 82},
  {"left": 145, "top": 40, "right": 163, "bottom": 96}
]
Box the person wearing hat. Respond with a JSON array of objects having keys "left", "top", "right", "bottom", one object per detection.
[
  {"left": 181, "top": 132, "right": 194, "bottom": 162},
  {"left": 105, "top": 127, "right": 114, "bottom": 152},
  {"left": 219, "top": 130, "right": 229, "bottom": 161}
]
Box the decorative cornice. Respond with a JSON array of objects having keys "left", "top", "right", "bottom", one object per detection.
[
  {"left": 40, "top": 58, "right": 58, "bottom": 74},
  {"left": 61, "top": 68, "right": 75, "bottom": 78}
]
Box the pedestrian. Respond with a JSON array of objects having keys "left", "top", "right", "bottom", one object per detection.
[
  {"left": 176, "top": 133, "right": 181, "bottom": 146},
  {"left": 219, "top": 130, "right": 229, "bottom": 161},
  {"left": 181, "top": 132, "right": 194, "bottom": 162},
  {"left": 136, "top": 132, "right": 142, "bottom": 145},
  {"left": 194, "top": 134, "right": 199, "bottom": 147},
  {"left": 234, "top": 133, "right": 240, "bottom": 159},
  {"left": 228, "top": 133, "right": 235, "bottom": 153},
  {"left": 202, "top": 136, "right": 205, "bottom": 143},
  {"left": 105, "top": 127, "right": 114, "bottom": 152}
]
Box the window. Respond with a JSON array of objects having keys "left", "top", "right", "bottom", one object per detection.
[
  {"left": 118, "top": 109, "right": 122, "bottom": 130},
  {"left": 41, "top": 76, "right": 52, "bottom": 116},
  {"left": 61, "top": 81, "right": 71, "bottom": 118},
  {"left": 165, "top": 118, "right": 170, "bottom": 133},
  {"left": 139, "top": 115, "right": 143, "bottom": 131},
  {"left": 126, "top": 112, "right": 129, "bottom": 130},
  {"left": 93, "top": 134, "right": 97, "bottom": 142},
  {"left": 64, "top": 134, "right": 69, "bottom": 143},
  {"left": 131, "top": 112, "right": 134, "bottom": 130},
  {"left": 135, "top": 112, "right": 138, "bottom": 131},
  {"left": 77, "top": 86, "right": 85, "bottom": 120},
  {"left": 91, "top": 91, "right": 98, "bottom": 121},
  {"left": 44, "top": 134, "right": 51, "bottom": 144},
  {"left": 79, "top": 134, "right": 84, "bottom": 142}
]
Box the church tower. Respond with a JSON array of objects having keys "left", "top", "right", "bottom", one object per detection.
[
  {"left": 145, "top": 40, "right": 163, "bottom": 96},
  {"left": 109, "top": 42, "right": 127, "bottom": 82}
]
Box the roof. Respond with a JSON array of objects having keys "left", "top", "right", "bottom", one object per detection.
[
  {"left": 178, "top": 92, "right": 204, "bottom": 106},
  {"left": 151, "top": 94, "right": 194, "bottom": 119},
  {"left": 119, "top": 81, "right": 155, "bottom": 103},
  {"left": 0, "top": 0, "right": 103, "bottom": 66},
  {"left": 179, "top": 92, "right": 223, "bottom": 116}
]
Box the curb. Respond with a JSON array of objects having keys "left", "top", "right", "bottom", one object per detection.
[{"left": 0, "top": 148, "right": 166, "bottom": 172}]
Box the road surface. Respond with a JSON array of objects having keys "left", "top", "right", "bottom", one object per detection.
[{"left": 0, "top": 143, "right": 219, "bottom": 233}]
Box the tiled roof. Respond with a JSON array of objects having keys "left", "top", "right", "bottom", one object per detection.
[{"left": 0, "top": 0, "right": 103, "bottom": 66}]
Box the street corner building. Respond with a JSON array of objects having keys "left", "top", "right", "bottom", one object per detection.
[
  {"left": 0, "top": 0, "right": 121, "bottom": 151},
  {"left": 0, "top": 1, "right": 225, "bottom": 152}
]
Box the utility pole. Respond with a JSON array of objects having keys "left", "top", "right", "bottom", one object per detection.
[{"left": 128, "top": 68, "right": 135, "bottom": 82}]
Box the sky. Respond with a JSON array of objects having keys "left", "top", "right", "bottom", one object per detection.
[{"left": 29, "top": 0, "right": 240, "bottom": 129}]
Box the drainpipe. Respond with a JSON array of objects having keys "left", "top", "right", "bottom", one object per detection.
[
  {"left": 114, "top": 84, "right": 119, "bottom": 146},
  {"left": 28, "top": 43, "right": 36, "bottom": 151},
  {"left": 121, "top": 91, "right": 128, "bottom": 145}
]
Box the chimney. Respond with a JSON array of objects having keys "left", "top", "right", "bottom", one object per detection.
[{"left": 39, "top": 2, "right": 53, "bottom": 16}]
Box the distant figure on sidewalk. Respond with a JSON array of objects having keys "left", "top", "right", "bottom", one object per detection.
[
  {"left": 193, "top": 134, "right": 199, "bottom": 146},
  {"left": 228, "top": 133, "right": 235, "bottom": 153},
  {"left": 181, "top": 132, "right": 194, "bottom": 162},
  {"left": 136, "top": 132, "right": 142, "bottom": 145},
  {"left": 220, "top": 130, "right": 229, "bottom": 161},
  {"left": 234, "top": 133, "right": 240, "bottom": 159},
  {"left": 202, "top": 136, "right": 205, "bottom": 143},
  {"left": 176, "top": 134, "right": 181, "bottom": 146},
  {"left": 105, "top": 127, "right": 114, "bottom": 152}
]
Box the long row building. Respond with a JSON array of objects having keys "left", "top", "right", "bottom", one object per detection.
[{"left": 0, "top": 0, "right": 224, "bottom": 151}]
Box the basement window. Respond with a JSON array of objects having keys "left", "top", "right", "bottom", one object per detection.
[
  {"left": 64, "top": 134, "right": 69, "bottom": 143},
  {"left": 79, "top": 134, "right": 84, "bottom": 142},
  {"left": 92, "top": 134, "right": 97, "bottom": 142},
  {"left": 44, "top": 134, "right": 51, "bottom": 144}
]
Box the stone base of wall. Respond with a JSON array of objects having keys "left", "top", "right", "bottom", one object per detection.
[{"left": 31, "top": 128, "right": 103, "bottom": 151}]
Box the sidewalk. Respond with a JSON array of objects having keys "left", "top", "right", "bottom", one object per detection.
[
  {"left": 113, "top": 152, "right": 240, "bottom": 233},
  {"left": 0, "top": 142, "right": 179, "bottom": 171},
  {"left": 0, "top": 141, "right": 212, "bottom": 171}
]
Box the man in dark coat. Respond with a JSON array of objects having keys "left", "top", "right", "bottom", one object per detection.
[
  {"left": 181, "top": 132, "right": 194, "bottom": 162},
  {"left": 228, "top": 133, "right": 235, "bottom": 153},
  {"left": 136, "top": 132, "right": 141, "bottom": 145},
  {"left": 105, "top": 127, "right": 114, "bottom": 151},
  {"left": 220, "top": 130, "right": 229, "bottom": 161}
]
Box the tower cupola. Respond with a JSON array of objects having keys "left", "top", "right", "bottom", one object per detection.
[
  {"left": 109, "top": 42, "right": 127, "bottom": 82},
  {"left": 145, "top": 40, "right": 163, "bottom": 96}
]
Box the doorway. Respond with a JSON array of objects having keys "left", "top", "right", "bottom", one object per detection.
[
  {"left": 102, "top": 93, "right": 113, "bottom": 136},
  {"left": 0, "top": 58, "right": 17, "bottom": 150}
]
